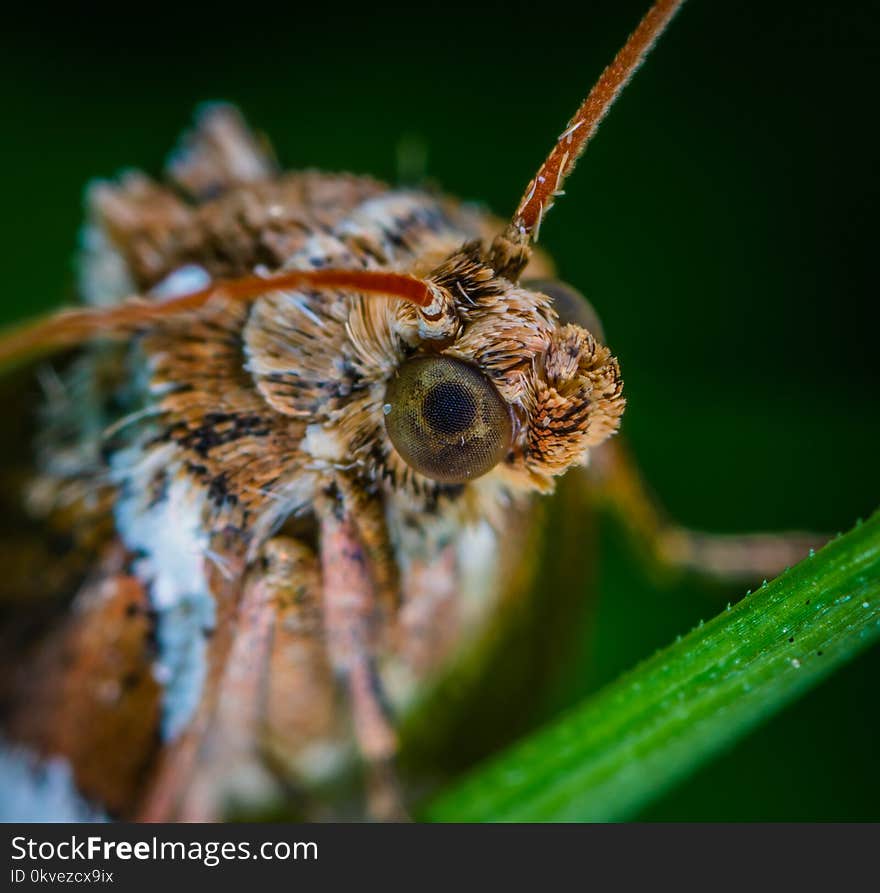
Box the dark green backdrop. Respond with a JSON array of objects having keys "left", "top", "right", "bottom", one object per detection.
[{"left": 2, "top": 0, "right": 878, "bottom": 819}]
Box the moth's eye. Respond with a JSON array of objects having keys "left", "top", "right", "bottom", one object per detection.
[
  {"left": 384, "top": 356, "right": 512, "bottom": 484},
  {"left": 525, "top": 278, "right": 605, "bottom": 343}
]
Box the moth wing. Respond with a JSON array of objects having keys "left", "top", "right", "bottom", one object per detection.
[
  {"left": 0, "top": 539, "right": 161, "bottom": 818},
  {"left": 165, "top": 102, "right": 279, "bottom": 202}
]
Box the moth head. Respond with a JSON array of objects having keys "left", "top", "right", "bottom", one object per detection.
[{"left": 379, "top": 247, "right": 623, "bottom": 492}]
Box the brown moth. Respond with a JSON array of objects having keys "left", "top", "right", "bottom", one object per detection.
[{"left": 0, "top": 0, "right": 819, "bottom": 821}]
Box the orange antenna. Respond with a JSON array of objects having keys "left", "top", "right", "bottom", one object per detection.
[
  {"left": 494, "top": 0, "right": 684, "bottom": 273},
  {"left": 0, "top": 268, "right": 433, "bottom": 370}
]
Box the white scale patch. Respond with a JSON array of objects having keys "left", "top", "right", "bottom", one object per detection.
[
  {"left": 112, "top": 444, "right": 215, "bottom": 741},
  {"left": 150, "top": 264, "right": 212, "bottom": 300},
  {"left": 0, "top": 742, "right": 106, "bottom": 822}
]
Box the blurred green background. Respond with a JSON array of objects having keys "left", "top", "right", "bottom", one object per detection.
[{"left": 2, "top": 0, "right": 878, "bottom": 819}]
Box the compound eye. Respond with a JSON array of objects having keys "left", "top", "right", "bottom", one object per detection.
[{"left": 384, "top": 356, "right": 512, "bottom": 484}]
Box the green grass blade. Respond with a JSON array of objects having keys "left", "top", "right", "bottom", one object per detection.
[{"left": 425, "top": 512, "right": 880, "bottom": 822}]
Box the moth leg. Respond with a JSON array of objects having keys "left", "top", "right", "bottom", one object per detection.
[
  {"left": 320, "top": 508, "right": 407, "bottom": 822},
  {"left": 589, "top": 440, "right": 826, "bottom": 582},
  {"left": 161, "top": 545, "right": 280, "bottom": 822},
  {"left": 145, "top": 535, "right": 349, "bottom": 822},
  {"left": 261, "top": 537, "right": 353, "bottom": 817},
  {"left": 137, "top": 547, "right": 249, "bottom": 823}
]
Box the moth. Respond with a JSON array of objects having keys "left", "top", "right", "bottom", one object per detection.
[{"left": 0, "top": 0, "right": 819, "bottom": 822}]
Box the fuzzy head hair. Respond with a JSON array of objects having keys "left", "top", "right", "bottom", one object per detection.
[{"left": 244, "top": 241, "right": 624, "bottom": 499}]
